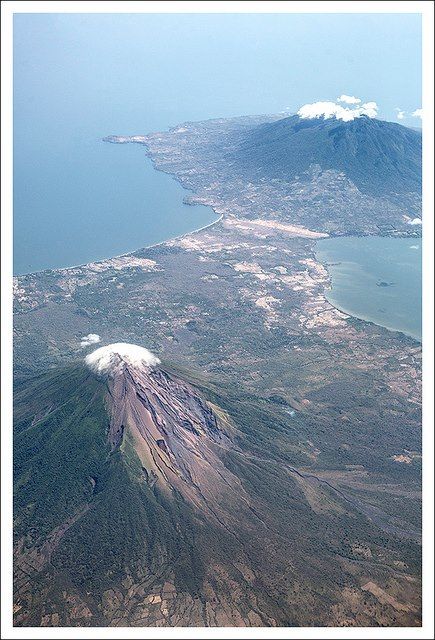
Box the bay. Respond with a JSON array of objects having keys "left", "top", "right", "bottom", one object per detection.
[
  {"left": 14, "top": 14, "right": 422, "bottom": 277},
  {"left": 13, "top": 138, "right": 217, "bottom": 275},
  {"left": 315, "top": 236, "right": 422, "bottom": 341}
]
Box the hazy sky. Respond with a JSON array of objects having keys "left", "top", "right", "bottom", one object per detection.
[{"left": 14, "top": 12, "right": 422, "bottom": 135}]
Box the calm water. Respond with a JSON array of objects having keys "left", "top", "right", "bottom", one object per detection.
[
  {"left": 315, "top": 236, "right": 422, "bottom": 341},
  {"left": 13, "top": 13, "right": 421, "bottom": 275},
  {"left": 14, "top": 139, "right": 217, "bottom": 274}
]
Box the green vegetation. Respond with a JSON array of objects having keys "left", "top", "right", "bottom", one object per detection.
[
  {"left": 14, "top": 363, "right": 206, "bottom": 610},
  {"left": 14, "top": 365, "right": 110, "bottom": 541},
  {"left": 13, "top": 359, "right": 421, "bottom": 627}
]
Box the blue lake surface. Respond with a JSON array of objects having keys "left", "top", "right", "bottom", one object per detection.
[
  {"left": 13, "top": 13, "right": 421, "bottom": 275},
  {"left": 315, "top": 236, "right": 422, "bottom": 341},
  {"left": 12, "top": 15, "right": 423, "bottom": 343},
  {"left": 14, "top": 138, "right": 217, "bottom": 274}
]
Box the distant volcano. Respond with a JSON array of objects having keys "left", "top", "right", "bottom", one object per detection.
[{"left": 235, "top": 115, "right": 421, "bottom": 197}]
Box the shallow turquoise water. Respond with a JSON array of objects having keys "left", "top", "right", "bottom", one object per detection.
[{"left": 315, "top": 236, "right": 422, "bottom": 341}]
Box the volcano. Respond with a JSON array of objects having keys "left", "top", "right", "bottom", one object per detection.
[
  {"left": 13, "top": 344, "right": 271, "bottom": 627},
  {"left": 84, "top": 343, "right": 251, "bottom": 526},
  {"left": 235, "top": 115, "right": 422, "bottom": 198},
  {"left": 13, "top": 344, "right": 421, "bottom": 627}
]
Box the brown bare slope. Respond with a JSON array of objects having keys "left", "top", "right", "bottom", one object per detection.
[{"left": 14, "top": 351, "right": 421, "bottom": 627}]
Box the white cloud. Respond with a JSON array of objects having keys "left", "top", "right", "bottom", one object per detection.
[
  {"left": 360, "top": 102, "right": 378, "bottom": 117},
  {"left": 337, "top": 94, "right": 361, "bottom": 105},
  {"left": 412, "top": 108, "right": 423, "bottom": 119},
  {"left": 408, "top": 218, "right": 422, "bottom": 226},
  {"left": 395, "top": 108, "right": 406, "bottom": 120},
  {"left": 297, "top": 99, "right": 378, "bottom": 122},
  {"left": 80, "top": 333, "right": 101, "bottom": 348},
  {"left": 85, "top": 342, "right": 160, "bottom": 376}
]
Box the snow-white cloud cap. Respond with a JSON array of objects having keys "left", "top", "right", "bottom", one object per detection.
[
  {"left": 85, "top": 342, "right": 160, "bottom": 376},
  {"left": 412, "top": 108, "right": 423, "bottom": 119},
  {"left": 297, "top": 97, "right": 378, "bottom": 122}
]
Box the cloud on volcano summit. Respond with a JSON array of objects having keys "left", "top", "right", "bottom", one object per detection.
[
  {"left": 297, "top": 97, "right": 378, "bottom": 122},
  {"left": 85, "top": 343, "right": 161, "bottom": 376}
]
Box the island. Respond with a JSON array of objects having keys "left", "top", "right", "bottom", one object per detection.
[{"left": 13, "top": 114, "right": 422, "bottom": 627}]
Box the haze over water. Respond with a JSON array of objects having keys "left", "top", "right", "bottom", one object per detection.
[{"left": 14, "top": 13, "right": 421, "bottom": 274}]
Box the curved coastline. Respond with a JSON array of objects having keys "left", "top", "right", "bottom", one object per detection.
[
  {"left": 144, "top": 138, "right": 423, "bottom": 347},
  {"left": 17, "top": 131, "right": 421, "bottom": 351},
  {"left": 314, "top": 239, "right": 421, "bottom": 343},
  {"left": 14, "top": 136, "right": 220, "bottom": 278},
  {"left": 17, "top": 211, "right": 223, "bottom": 278},
  {"left": 105, "top": 132, "right": 422, "bottom": 348}
]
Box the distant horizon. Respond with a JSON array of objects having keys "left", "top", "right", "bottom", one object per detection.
[
  {"left": 13, "top": 11, "right": 422, "bottom": 273},
  {"left": 14, "top": 12, "right": 421, "bottom": 131}
]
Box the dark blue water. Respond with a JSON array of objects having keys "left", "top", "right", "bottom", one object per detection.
[
  {"left": 315, "top": 237, "right": 422, "bottom": 341},
  {"left": 13, "top": 13, "right": 421, "bottom": 274}
]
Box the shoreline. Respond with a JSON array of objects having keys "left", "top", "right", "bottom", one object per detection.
[
  {"left": 15, "top": 211, "right": 223, "bottom": 279},
  {"left": 116, "top": 134, "right": 423, "bottom": 348},
  {"left": 314, "top": 239, "right": 421, "bottom": 344},
  {"left": 15, "top": 138, "right": 222, "bottom": 279},
  {"left": 16, "top": 129, "right": 422, "bottom": 350}
]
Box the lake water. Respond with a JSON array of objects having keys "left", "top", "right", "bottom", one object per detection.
[
  {"left": 14, "top": 13, "right": 421, "bottom": 276},
  {"left": 315, "top": 236, "right": 422, "bottom": 341},
  {"left": 14, "top": 139, "right": 217, "bottom": 275}
]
